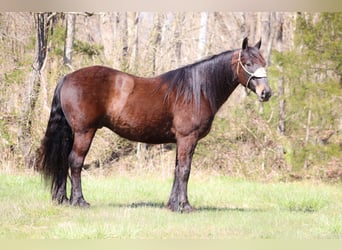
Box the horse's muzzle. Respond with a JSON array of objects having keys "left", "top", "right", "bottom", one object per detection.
[
  {"left": 259, "top": 88, "right": 272, "bottom": 102},
  {"left": 253, "top": 78, "right": 272, "bottom": 102}
]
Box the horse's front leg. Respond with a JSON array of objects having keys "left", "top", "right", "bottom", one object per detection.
[{"left": 167, "top": 134, "right": 198, "bottom": 212}]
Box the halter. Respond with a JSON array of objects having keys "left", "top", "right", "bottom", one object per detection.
[{"left": 236, "top": 50, "right": 267, "bottom": 94}]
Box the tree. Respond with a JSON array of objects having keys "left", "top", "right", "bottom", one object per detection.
[
  {"left": 197, "top": 12, "right": 209, "bottom": 59},
  {"left": 64, "top": 13, "right": 76, "bottom": 69},
  {"left": 119, "top": 12, "right": 129, "bottom": 71},
  {"left": 295, "top": 13, "right": 342, "bottom": 82},
  {"left": 18, "top": 12, "right": 56, "bottom": 165},
  {"left": 173, "top": 13, "right": 185, "bottom": 65},
  {"left": 271, "top": 12, "right": 342, "bottom": 172},
  {"left": 129, "top": 12, "right": 140, "bottom": 72},
  {"left": 275, "top": 12, "right": 286, "bottom": 136},
  {"left": 151, "top": 13, "right": 162, "bottom": 75}
]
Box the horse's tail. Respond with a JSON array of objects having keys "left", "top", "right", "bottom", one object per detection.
[{"left": 36, "top": 77, "right": 74, "bottom": 196}]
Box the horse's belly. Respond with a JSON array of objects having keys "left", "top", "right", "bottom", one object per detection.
[
  {"left": 111, "top": 121, "right": 175, "bottom": 144},
  {"left": 104, "top": 112, "right": 175, "bottom": 144}
]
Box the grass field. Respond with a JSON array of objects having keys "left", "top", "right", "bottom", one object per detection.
[{"left": 0, "top": 169, "right": 341, "bottom": 239}]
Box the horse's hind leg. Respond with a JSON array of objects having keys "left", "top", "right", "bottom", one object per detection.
[
  {"left": 69, "top": 129, "right": 96, "bottom": 207},
  {"left": 52, "top": 177, "right": 69, "bottom": 205}
]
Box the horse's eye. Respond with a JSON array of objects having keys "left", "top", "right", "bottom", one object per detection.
[{"left": 245, "top": 62, "right": 252, "bottom": 67}]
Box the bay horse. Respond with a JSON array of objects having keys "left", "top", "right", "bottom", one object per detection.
[{"left": 36, "top": 37, "right": 271, "bottom": 212}]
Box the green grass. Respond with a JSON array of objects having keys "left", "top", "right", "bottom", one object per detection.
[{"left": 0, "top": 170, "right": 341, "bottom": 239}]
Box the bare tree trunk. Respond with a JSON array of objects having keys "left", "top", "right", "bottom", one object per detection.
[
  {"left": 255, "top": 12, "right": 262, "bottom": 42},
  {"left": 19, "top": 12, "right": 54, "bottom": 166},
  {"left": 244, "top": 13, "right": 256, "bottom": 42},
  {"left": 275, "top": 13, "right": 286, "bottom": 136},
  {"left": 64, "top": 13, "right": 76, "bottom": 69},
  {"left": 98, "top": 13, "right": 116, "bottom": 64},
  {"left": 151, "top": 13, "right": 162, "bottom": 75},
  {"left": 278, "top": 76, "right": 286, "bottom": 135},
  {"left": 198, "top": 12, "right": 208, "bottom": 59},
  {"left": 263, "top": 13, "right": 275, "bottom": 65},
  {"left": 305, "top": 109, "right": 312, "bottom": 144},
  {"left": 119, "top": 12, "right": 129, "bottom": 71},
  {"left": 174, "top": 13, "right": 185, "bottom": 65},
  {"left": 129, "top": 12, "right": 140, "bottom": 73}
]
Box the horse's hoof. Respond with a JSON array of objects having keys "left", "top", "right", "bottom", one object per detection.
[
  {"left": 181, "top": 204, "right": 195, "bottom": 213},
  {"left": 52, "top": 194, "right": 69, "bottom": 205},
  {"left": 60, "top": 196, "right": 70, "bottom": 205},
  {"left": 70, "top": 197, "right": 90, "bottom": 208},
  {"left": 166, "top": 202, "right": 195, "bottom": 213}
]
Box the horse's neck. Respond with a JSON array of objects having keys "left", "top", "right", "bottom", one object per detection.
[{"left": 213, "top": 79, "right": 239, "bottom": 114}]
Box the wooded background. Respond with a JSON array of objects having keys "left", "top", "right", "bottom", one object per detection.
[{"left": 0, "top": 12, "right": 341, "bottom": 181}]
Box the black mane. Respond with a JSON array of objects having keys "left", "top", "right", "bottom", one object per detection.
[{"left": 160, "top": 49, "right": 237, "bottom": 112}]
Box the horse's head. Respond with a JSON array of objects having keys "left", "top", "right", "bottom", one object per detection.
[{"left": 236, "top": 37, "right": 272, "bottom": 102}]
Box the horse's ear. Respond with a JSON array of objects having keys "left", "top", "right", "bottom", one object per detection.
[
  {"left": 255, "top": 38, "right": 262, "bottom": 50},
  {"left": 242, "top": 37, "right": 248, "bottom": 50}
]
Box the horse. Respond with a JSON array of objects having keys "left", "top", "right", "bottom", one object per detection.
[{"left": 36, "top": 37, "right": 272, "bottom": 212}]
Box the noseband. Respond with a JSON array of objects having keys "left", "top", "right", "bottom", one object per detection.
[{"left": 236, "top": 50, "right": 267, "bottom": 94}]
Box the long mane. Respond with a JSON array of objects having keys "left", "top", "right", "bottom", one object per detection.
[{"left": 160, "top": 49, "right": 237, "bottom": 112}]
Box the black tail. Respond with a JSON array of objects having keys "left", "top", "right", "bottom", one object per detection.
[{"left": 36, "top": 77, "right": 74, "bottom": 198}]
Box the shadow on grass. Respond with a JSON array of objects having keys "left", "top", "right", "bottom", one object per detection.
[
  {"left": 105, "top": 201, "right": 264, "bottom": 213},
  {"left": 195, "top": 206, "right": 264, "bottom": 213},
  {"left": 107, "top": 201, "right": 165, "bottom": 209}
]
